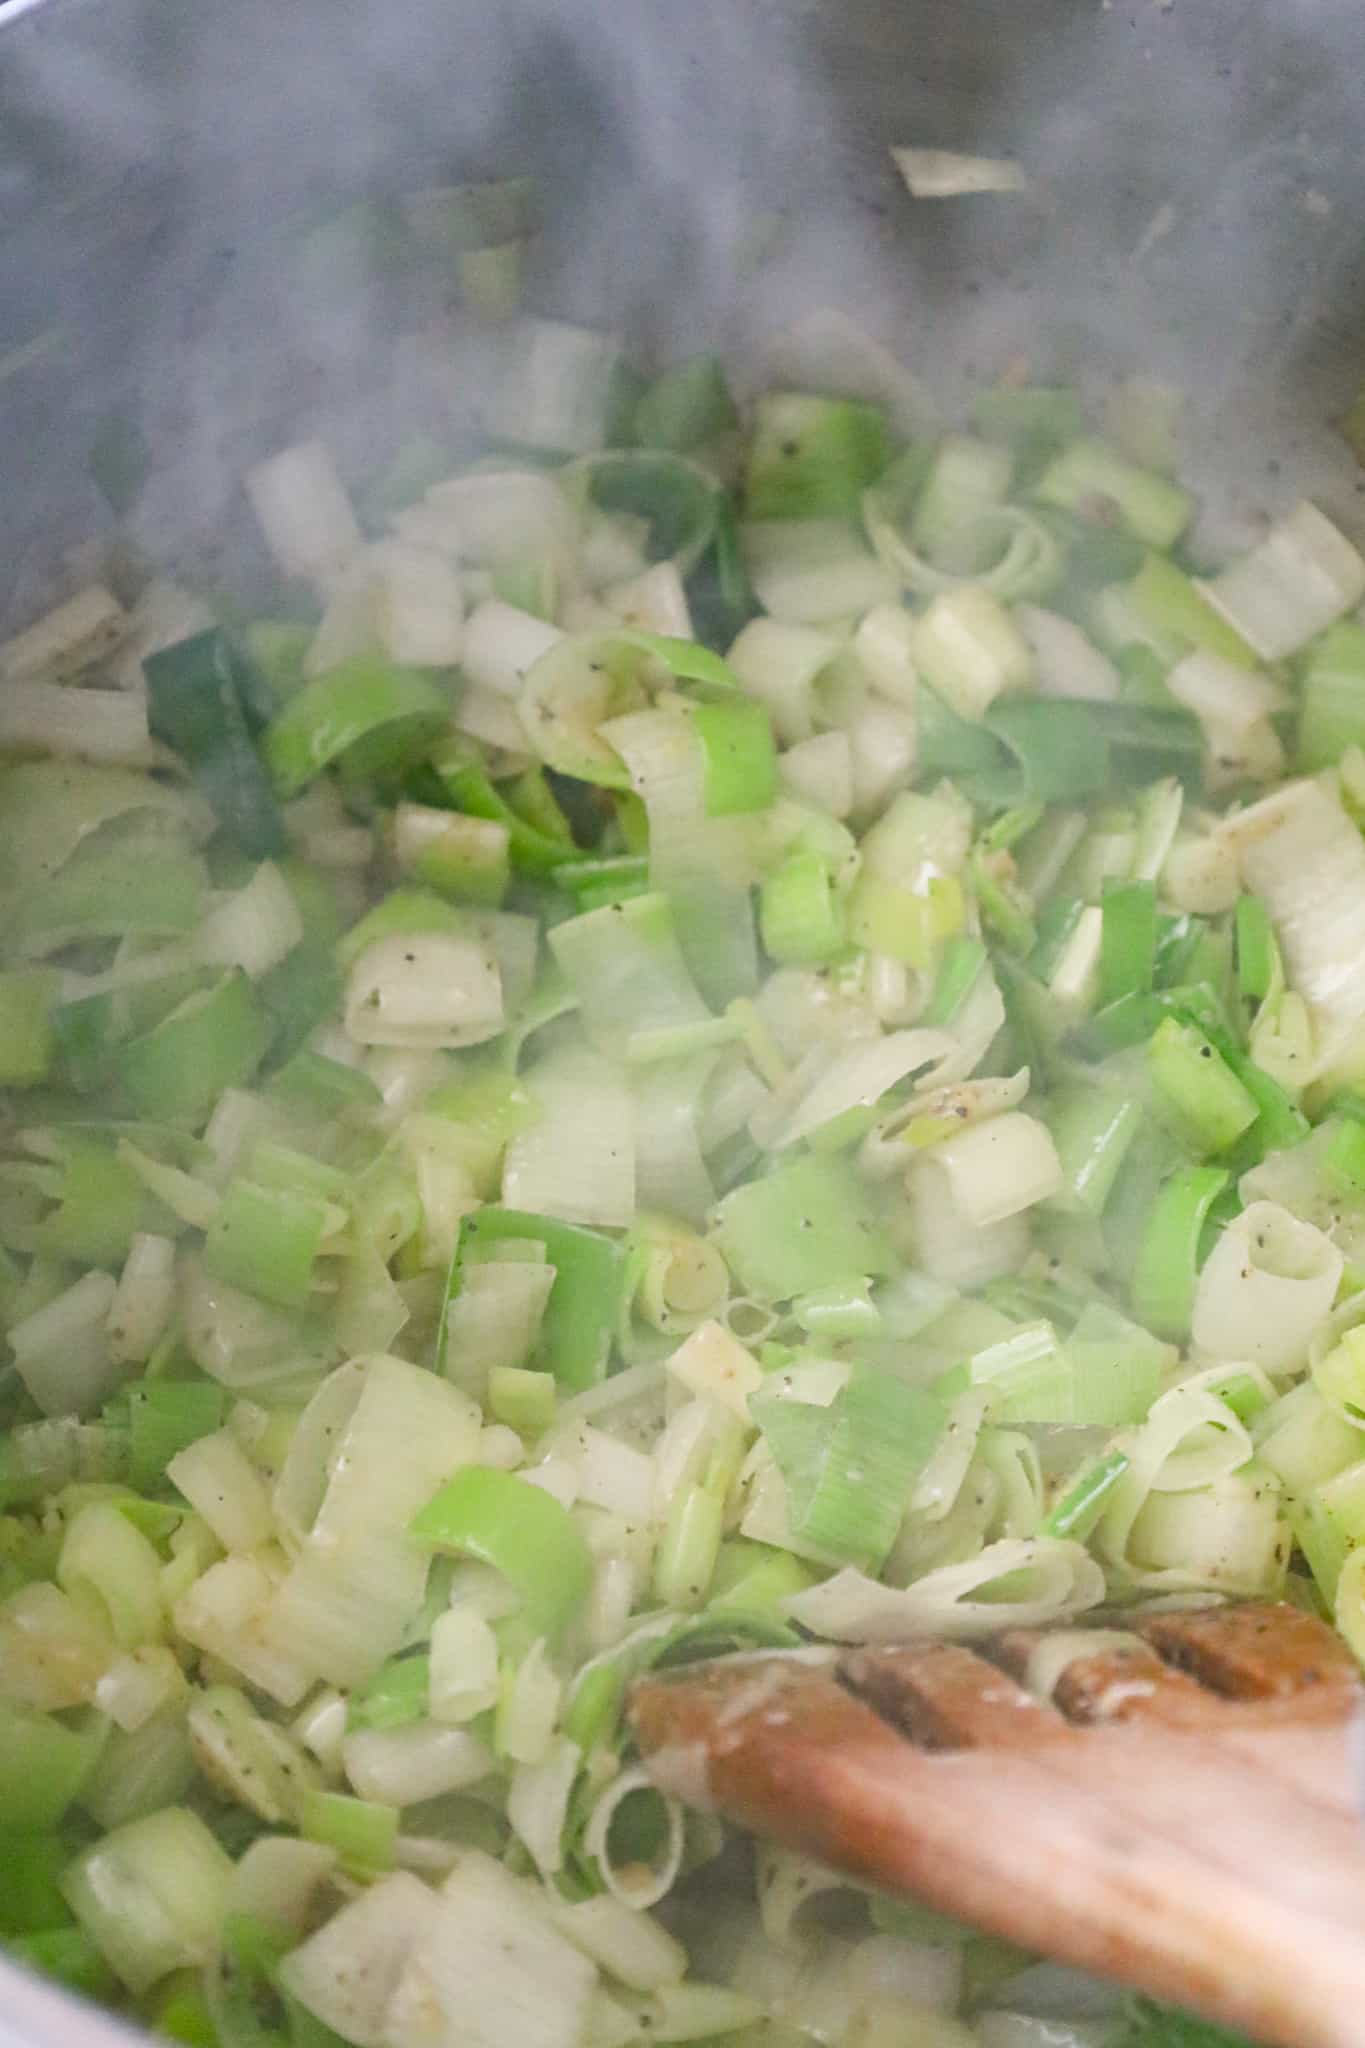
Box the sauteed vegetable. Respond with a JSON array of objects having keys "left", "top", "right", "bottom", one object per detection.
[{"left": 3, "top": 296, "right": 1363, "bottom": 2048}]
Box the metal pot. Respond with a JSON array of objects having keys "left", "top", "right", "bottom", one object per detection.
[{"left": 0, "top": 0, "right": 1362, "bottom": 2038}]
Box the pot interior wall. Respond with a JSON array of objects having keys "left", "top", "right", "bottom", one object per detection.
[{"left": 1, "top": 0, "right": 1363, "bottom": 623}]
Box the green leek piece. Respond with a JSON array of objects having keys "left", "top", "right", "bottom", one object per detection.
[
  {"left": 429, "top": 742, "right": 575, "bottom": 877},
  {"left": 573, "top": 451, "right": 722, "bottom": 568},
  {"left": 151, "top": 1968, "right": 219, "bottom": 2048},
  {"left": 708, "top": 1540, "right": 818, "bottom": 1616},
  {"left": 127, "top": 1382, "right": 227, "bottom": 1491},
  {"left": 267, "top": 1047, "right": 384, "bottom": 1118},
  {"left": 1324, "top": 1118, "right": 1365, "bottom": 1196},
  {"left": 204, "top": 1178, "right": 332, "bottom": 1310},
  {"left": 759, "top": 850, "right": 846, "bottom": 965},
  {"left": 11, "top": 1926, "right": 114, "bottom": 2001},
  {"left": 396, "top": 807, "right": 511, "bottom": 906},
  {"left": 923, "top": 936, "right": 988, "bottom": 1027},
  {"left": 347, "top": 1653, "right": 431, "bottom": 1733},
  {"left": 847, "top": 871, "right": 960, "bottom": 969},
  {"left": 1030, "top": 896, "right": 1087, "bottom": 985},
  {"left": 0, "top": 969, "right": 57, "bottom": 1085},
  {"left": 334, "top": 885, "right": 468, "bottom": 971},
  {"left": 0, "top": 1699, "right": 101, "bottom": 1830},
  {"left": 1045, "top": 1086, "right": 1142, "bottom": 1217},
  {"left": 653, "top": 1482, "right": 724, "bottom": 1608},
  {"left": 1124, "top": 552, "right": 1257, "bottom": 667},
  {"left": 970, "top": 844, "right": 1035, "bottom": 955},
  {"left": 299, "top": 1789, "right": 397, "bottom": 1875},
  {"left": 1098, "top": 879, "right": 1157, "bottom": 1007},
  {"left": 144, "top": 630, "right": 285, "bottom": 857},
  {"left": 1147, "top": 1014, "right": 1259, "bottom": 1154},
  {"left": 1032, "top": 438, "right": 1193, "bottom": 551},
  {"left": 692, "top": 698, "right": 777, "bottom": 816},
  {"left": 445, "top": 1207, "right": 625, "bottom": 1390},
  {"left": 908, "top": 434, "right": 1013, "bottom": 573},
  {"left": 793, "top": 1278, "right": 881, "bottom": 1342},
  {"left": 1044, "top": 1450, "right": 1131, "bottom": 1540},
  {"left": 487, "top": 1365, "right": 557, "bottom": 1435},
  {"left": 743, "top": 392, "right": 891, "bottom": 520},
  {"left": 1234, "top": 894, "right": 1279, "bottom": 1012},
  {"left": 1130, "top": 1165, "right": 1229, "bottom": 1339},
  {"left": 752, "top": 1367, "right": 943, "bottom": 1571},
  {"left": 409, "top": 1465, "right": 592, "bottom": 1644},
  {"left": 264, "top": 658, "right": 451, "bottom": 799},
  {"left": 1297, "top": 620, "right": 1365, "bottom": 771},
  {"left": 633, "top": 355, "right": 738, "bottom": 454},
  {"left": 244, "top": 620, "right": 313, "bottom": 700},
  {"left": 0, "top": 1830, "right": 70, "bottom": 1938},
  {"left": 1168, "top": 1006, "right": 1309, "bottom": 1164},
  {"left": 115, "top": 972, "right": 271, "bottom": 1123},
  {"left": 968, "top": 1322, "right": 1073, "bottom": 1424},
  {"left": 687, "top": 495, "right": 756, "bottom": 646},
  {"left": 423, "top": 1061, "right": 539, "bottom": 1195},
  {"left": 26, "top": 1138, "right": 147, "bottom": 1268},
  {"left": 1066, "top": 1303, "right": 1164, "bottom": 1425},
  {"left": 6, "top": 832, "right": 205, "bottom": 960},
  {"left": 711, "top": 1154, "right": 894, "bottom": 1302}
]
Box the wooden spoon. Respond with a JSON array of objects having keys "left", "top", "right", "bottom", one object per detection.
[{"left": 629, "top": 1603, "right": 1365, "bottom": 2048}]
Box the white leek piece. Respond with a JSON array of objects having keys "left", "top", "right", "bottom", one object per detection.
[
  {"left": 246, "top": 440, "right": 362, "bottom": 591},
  {"left": 384, "top": 1850, "right": 598, "bottom": 2048},
  {"left": 168, "top": 1430, "right": 273, "bottom": 1553},
  {"left": 1191, "top": 1202, "right": 1342, "bottom": 1373},
  {"left": 461, "top": 600, "right": 564, "bottom": 698},
  {"left": 761, "top": 1028, "right": 957, "bottom": 1151},
  {"left": 280, "top": 1871, "right": 439, "bottom": 2048},
  {"left": 61, "top": 1807, "right": 233, "bottom": 1994},
  {"left": 429, "top": 1606, "right": 501, "bottom": 1723},
  {"left": 107, "top": 1232, "right": 177, "bottom": 1367},
  {"left": 741, "top": 520, "right": 899, "bottom": 625},
  {"left": 0, "top": 682, "right": 154, "bottom": 764},
  {"left": 488, "top": 317, "right": 624, "bottom": 455},
  {"left": 547, "top": 1894, "right": 686, "bottom": 1993},
  {"left": 892, "top": 147, "right": 1029, "bottom": 198},
  {"left": 725, "top": 619, "right": 840, "bottom": 744},
  {"left": 371, "top": 540, "right": 466, "bottom": 667},
  {"left": 761, "top": 307, "right": 935, "bottom": 438},
  {"left": 583, "top": 1766, "right": 686, "bottom": 1909},
  {"left": 343, "top": 1722, "right": 494, "bottom": 1806},
  {"left": 909, "top": 585, "right": 1033, "bottom": 720},
  {"left": 1220, "top": 777, "right": 1365, "bottom": 1083},
  {"left": 665, "top": 1319, "right": 763, "bottom": 1421},
  {"left": 1014, "top": 606, "right": 1120, "bottom": 701},
  {"left": 409, "top": 469, "right": 574, "bottom": 565},
  {"left": 603, "top": 562, "right": 694, "bottom": 638},
  {"left": 0, "top": 584, "right": 127, "bottom": 684},
  {"left": 195, "top": 861, "right": 303, "bottom": 978},
  {"left": 913, "top": 1111, "right": 1063, "bottom": 1228},
  {"left": 779, "top": 731, "right": 854, "bottom": 818},
  {"left": 786, "top": 1538, "right": 1103, "bottom": 1641},
  {"left": 502, "top": 1046, "right": 635, "bottom": 1228},
  {"left": 344, "top": 931, "right": 504, "bottom": 1050},
  {"left": 8, "top": 1268, "right": 118, "bottom": 1416},
  {"left": 1198, "top": 502, "right": 1365, "bottom": 660},
  {"left": 173, "top": 1556, "right": 312, "bottom": 1707}
]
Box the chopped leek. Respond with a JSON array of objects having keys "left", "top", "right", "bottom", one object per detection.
[{"left": 10, "top": 295, "right": 1365, "bottom": 2048}]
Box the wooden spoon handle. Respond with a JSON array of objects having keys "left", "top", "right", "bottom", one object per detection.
[{"left": 631, "top": 1644, "right": 1365, "bottom": 2048}]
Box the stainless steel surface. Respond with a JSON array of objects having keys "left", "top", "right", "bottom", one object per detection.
[{"left": 1, "top": 0, "right": 1363, "bottom": 2038}]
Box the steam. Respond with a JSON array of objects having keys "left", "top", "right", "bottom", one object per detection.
[{"left": 0, "top": 0, "right": 1363, "bottom": 625}]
